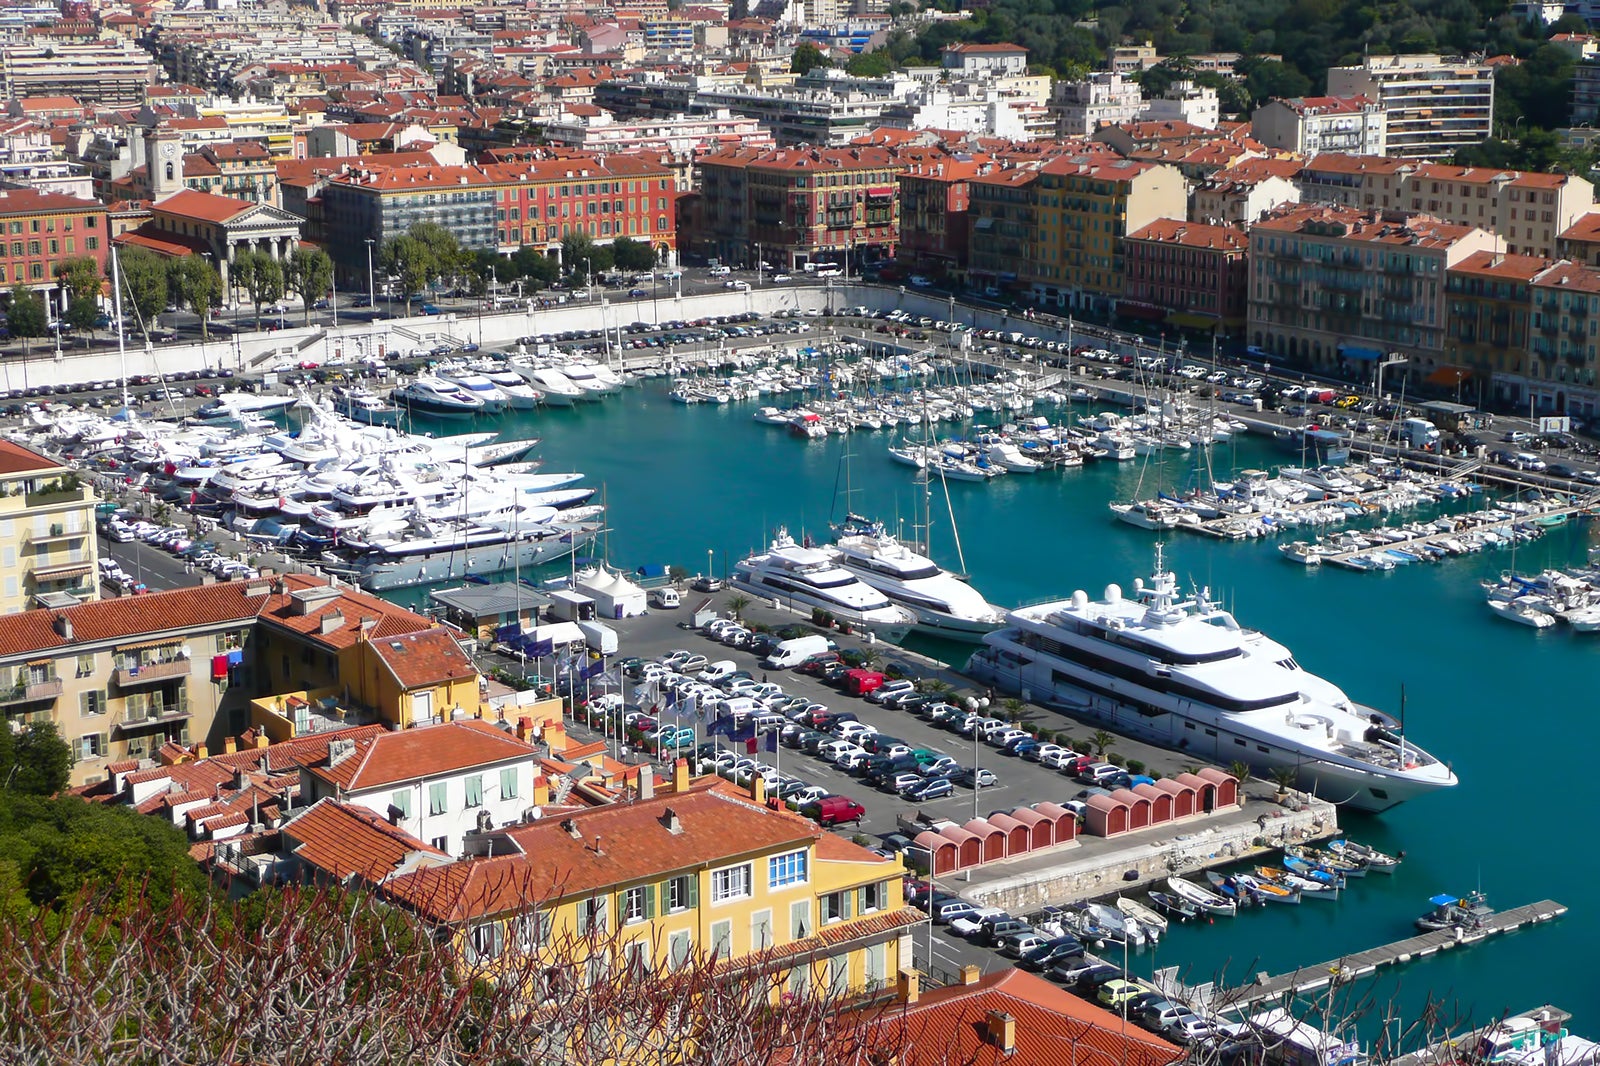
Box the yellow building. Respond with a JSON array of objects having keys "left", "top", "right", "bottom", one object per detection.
[
  {"left": 378, "top": 768, "right": 920, "bottom": 996},
  {"left": 0, "top": 440, "right": 99, "bottom": 612}
]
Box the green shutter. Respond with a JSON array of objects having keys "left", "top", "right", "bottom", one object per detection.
[
  {"left": 644, "top": 883, "right": 656, "bottom": 919},
  {"left": 842, "top": 891, "right": 853, "bottom": 920},
  {"left": 686, "top": 873, "right": 699, "bottom": 908}
]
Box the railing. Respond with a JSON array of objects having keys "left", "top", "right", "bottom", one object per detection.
[
  {"left": 114, "top": 659, "right": 190, "bottom": 687},
  {"left": 118, "top": 703, "right": 191, "bottom": 728},
  {"left": 0, "top": 678, "right": 61, "bottom": 705}
]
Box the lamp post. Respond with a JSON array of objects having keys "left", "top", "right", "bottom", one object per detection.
[
  {"left": 965, "top": 695, "right": 989, "bottom": 829},
  {"left": 706, "top": 547, "right": 713, "bottom": 582},
  {"left": 582, "top": 257, "right": 592, "bottom": 302},
  {"left": 1376, "top": 353, "right": 1408, "bottom": 403},
  {"left": 364, "top": 239, "right": 376, "bottom": 311}
]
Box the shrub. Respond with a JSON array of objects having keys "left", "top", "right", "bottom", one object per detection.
[{"left": 1126, "top": 759, "right": 1146, "bottom": 775}]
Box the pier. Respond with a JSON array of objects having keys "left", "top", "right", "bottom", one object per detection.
[{"left": 1213, "top": 900, "right": 1568, "bottom": 1014}]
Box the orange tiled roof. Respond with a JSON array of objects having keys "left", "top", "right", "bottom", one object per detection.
[
  {"left": 151, "top": 188, "right": 258, "bottom": 224},
  {"left": 1560, "top": 211, "right": 1600, "bottom": 244},
  {"left": 370, "top": 628, "right": 476, "bottom": 689},
  {"left": 305, "top": 719, "right": 538, "bottom": 793},
  {"left": 0, "top": 438, "right": 62, "bottom": 475},
  {"left": 1127, "top": 218, "right": 1249, "bottom": 252},
  {"left": 1450, "top": 249, "right": 1552, "bottom": 281},
  {"left": 1532, "top": 259, "right": 1600, "bottom": 294},
  {"left": 285, "top": 798, "right": 449, "bottom": 882}
]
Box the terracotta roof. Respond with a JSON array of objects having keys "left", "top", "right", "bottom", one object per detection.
[
  {"left": 115, "top": 226, "right": 212, "bottom": 258},
  {"left": 381, "top": 784, "right": 831, "bottom": 923},
  {"left": 944, "top": 42, "right": 1028, "bottom": 54},
  {"left": 306, "top": 719, "right": 538, "bottom": 793},
  {"left": 1127, "top": 218, "right": 1248, "bottom": 252},
  {"left": 256, "top": 579, "right": 429, "bottom": 651},
  {"left": 1254, "top": 203, "right": 1481, "bottom": 248},
  {"left": 0, "top": 439, "right": 62, "bottom": 475},
  {"left": 285, "top": 798, "right": 449, "bottom": 882},
  {"left": 1411, "top": 162, "right": 1573, "bottom": 189},
  {"left": 1532, "top": 260, "right": 1600, "bottom": 295},
  {"left": 0, "top": 187, "right": 102, "bottom": 217},
  {"left": 151, "top": 188, "right": 257, "bottom": 224},
  {"left": 1560, "top": 211, "right": 1600, "bottom": 244},
  {"left": 1301, "top": 152, "right": 1413, "bottom": 177},
  {"left": 1276, "top": 94, "right": 1376, "bottom": 116},
  {"left": 0, "top": 581, "right": 270, "bottom": 659},
  {"left": 1449, "top": 249, "right": 1552, "bottom": 281},
  {"left": 853, "top": 968, "right": 1184, "bottom": 1066},
  {"left": 370, "top": 628, "right": 476, "bottom": 689}
]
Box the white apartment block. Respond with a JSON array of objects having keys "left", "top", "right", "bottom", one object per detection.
[
  {"left": 1325, "top": 54, "right": 1493, "bottom": 159},
  {"left": 1052, "top": 72, "right": 1144, "bottom": 136},
  {"left": 1251, "top": 95, "right": 1387, "bottom": 156},
  {"left": 1140, "top": 81, "right": 1219, "bottom": 131}
]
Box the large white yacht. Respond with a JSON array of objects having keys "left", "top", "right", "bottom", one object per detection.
[
  {"left": 966, "top": 546, "right": 1457, "bottom": 813},
  {"left": 733, "top": 529, "right": 916, "bottom": 642},
  {"left": 826, "top": 517, "right": 1004, "bottom": 641}
]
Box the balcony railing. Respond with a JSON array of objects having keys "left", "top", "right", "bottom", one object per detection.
[
  {"left": 0, "top": 678, "right": 61, "bottom": 706},
  {"left": 114, "top": 659, "right": 190, "bottom": 688},
  {"left": 115, "top": 704, "right": 193, "bottom": 731}
]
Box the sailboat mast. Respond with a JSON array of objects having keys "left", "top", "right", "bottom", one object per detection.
[{"left": 110, "top": 245, "right": 130, "bottom": 411}]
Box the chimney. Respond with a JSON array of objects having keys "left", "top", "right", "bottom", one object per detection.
[
  {"left": 896, "top": 968, "right": 921, "bottom": 1005},
  {"left": 53, "top": 614, "right": 73, "bottom": 641},
  {"left": 320, "top": 609, "right": 345, "bottom": 635},
  {"left": 658, "top": 805, "right": 683, "bottom": 834},
  {"left": 751, "top": 774, "right": 765, "bottom": 807},
  {"left": 224, "top": 735, "right": 237, "bottom": 754},
  {"left": 255, "top": 734, "right": 268, "bottom": 750},
  {"left": 673, "top": 757, "right": 691, "bottom": 793},
  {"left": 562, "top": 817, "right": 583, "bottom": 840},
  {"left": 960, "top": 964, "right": 981, "bottom": 985},
  {"left": 194, "top": 745, "right": 208, "bottom": 759},
  {"left": 533, "top": 775, "right": 550, "bottom": 807},
  {"left": 638, "top": 770, "right": 655, "bottom": 801},
  {"left": 984, "top": 1011, "right": 1015, "bottom": 1054}
]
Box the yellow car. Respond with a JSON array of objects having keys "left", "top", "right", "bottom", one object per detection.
[
  {"left": 1096, "top": 979, "right": 1149, "bottom": 1008},
  {"left": 1335, "top": 395, "right": 1361, "bottom": 409}
]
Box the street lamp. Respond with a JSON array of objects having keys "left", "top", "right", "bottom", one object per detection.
[
  {"left": 364, "top": 239, "right": 377, "bottom": 311},
  {"left": 706, "top": 548, "right": 713, "bottom": 582},
  {"left": 582, "top": 257, "right": 592, "bottom": 302},
  {"left": 964, "top": 696, "right": 990, "bottom": 831},
  {"left": 1376, "top": 353, "right": 1408, "bottom": 403}
]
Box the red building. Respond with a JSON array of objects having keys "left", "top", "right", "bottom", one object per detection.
[
  {"left": 1122, "top": 217, "right": 1249, "bottom": 337},
  {"left": 0, "top": 188, "right": 108, "bottom": 316},
  {"left": 895, "top": 147, "right": 988, "bottom": 280}
]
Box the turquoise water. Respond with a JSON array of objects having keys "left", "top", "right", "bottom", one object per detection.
[{"left": 410, "top": 384, "right": 1598, "bottom": 1032}]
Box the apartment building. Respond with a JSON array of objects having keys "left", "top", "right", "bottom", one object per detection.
[
  {"left": 1248, "top": 204, "right": 1496, "bottom": 378},
  {"left": 377, "top": 770, "right": 920, "bottom": 996},
  {"left": 1051, "top": 72, "right": 1144, "bottom": 137},
  {"left": 314, "top": 154, "right": 678, "bottom": 284},
  {"left": 1397, "top": 164, "right": 1592, "bottom": 259},
  {"left": 1122, "top": 219, "right": 1250, "bottom": 335},
  {"left": 896, "top": 150, "right": 985, "bottom": 277},
  {"left": 971, "top": 156, "right": 1185, "bottom": 313},
  {"left": 1444, "top": 250, "right": 1550, "bottom": 408},
  {"left": 1559, "top": 210, "right": 1600, "bottom": 267},
  {"left": 941, "top": 42, "right": 1029, "bottom": 77},
  {"left": 694, "top": 144, "right": 903, "bottom": 271},
  {"left": 0, "top": 186, "right": 107, "bottom": 295},
  {"left": 1527, "top": 261, "right": 1600, "bottom": 417},
  {"left": 1250, "top": 96, "right": 1386, "bottom": 156},
  {"left": 0, "top": 441, "right": 98, "bottom": 613},
  {"left": 538, "top": 110, "right": 775, "bottom": 188},
  {"left": 0, "top": 572, "right": 476, "bottom": 787},
  {"left": 0, "top": 40, "right": 156, "bottom": 107},
  {"left": 1293, "top": 153, "right": 1413, "bottom": 209},
  {"left": 1325, "top": 54, "right": 1493, "bottom": 159},
  {"left": 1191, "top": 159, "right": 1303, "bottom": 229}
]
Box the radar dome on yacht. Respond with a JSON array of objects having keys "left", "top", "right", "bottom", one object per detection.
[
  {"left": 1133, "top": 578, "right": 1145, "bottom": 592},
  {"left": 1071, "top": 590, "right": 1088, "bottom": 608},
  {"left": 1104, "top": 583, "right": 1122, "bottom": 602}
]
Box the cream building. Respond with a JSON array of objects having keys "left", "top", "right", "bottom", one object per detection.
[{"left": 0, "top": 440, "right": 99, "bottom": 613}]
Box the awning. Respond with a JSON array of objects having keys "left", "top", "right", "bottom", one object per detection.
[
  {"left": 32, "top": 562, "right": 92, "bottom": 580},
  {"left": 117, "top": 638, "right": 184, "bottom": 653},
  {"left": 974, "top": 217, "right": 994, "bottom": 230},
  {"left": 866, "top": 186, "right": 895, "bottom": 198},
  {"left": 1167, "top": 311, "right": 1220, "bottom": 330},
  {"left": 1425, "top": 366, "right": 1473, "bottom": 387},
  {"left": 1119, "top": 303, "right": 1166, "bottom": 321},
  {"left": 1339, "top": 344, "right": 1384, "bottom": 361}
]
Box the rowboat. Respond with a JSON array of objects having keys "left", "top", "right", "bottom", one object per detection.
[
  {"left": 1166, "top": 876, "right": 1237, "bottom": 917},
  {"left": 1116, "top": 895, "right": 1170, "bottom": 936},
  {"left": 1220, "top": 870, "right": 1301, "bottom": 904},
  {"left": 1201, "top": 871, "right": 1263, "bottom": 908},
  {"left": 1286, "top": 844, "right": 1367, "bottom": 878},
  {"left": 1255, "top": 866, "right": 1339, "bottom": 899},
  {"left": 1282, "top": 854, "right": 1346, "bottom": 887},
  {"left": 1326, "top": 839, "right": 1401, "bottom": 874}
]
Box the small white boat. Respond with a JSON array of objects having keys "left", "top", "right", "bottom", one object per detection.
[
  {"left": 1487, "top": 597, "right": 1556, "bottom": 628},
  {"left": 1115, "top": 895, "right": 1169, "bottom": 936},
  {"left": 1165, "top": 876, "right": 1236, "bottom": 917}
]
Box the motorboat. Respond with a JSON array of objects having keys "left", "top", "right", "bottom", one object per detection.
[
  {"left": 1279, "top": 541, "right": 1332, "bottom": 566},
  {"left": 1229, "top": 871, "right": 1300, "bottom": 904},
  {"left": 984, "top": 440, "right": 1044, "bottom": 473},
  {"left": 1253, "top": 866, "right": 1338, "bottom": 898},
  {"left": 1145, "top": 890, "right": 1200, "bottom": 922},
  {"left": 1165, "top": 876, "right": 1236, "bottom": 917},
  {"left": 1109, "top": 500, "right": 1187, "bottom": 530},
  {"left": 1115, "top": 895, "right": 1169, "bottom": 937},
  {"left": 521, "top": 366, "right": 585, "bottom": 406},
  {"left": 828, "top": 518, "right": 1004, "bottom": 641},
  {"left": 1281, "top": 855, "right": 1348, "bottom": 887},
  {"left": 732, "top": 528, "right": 916, "bottom": 642},
  {"left": 1487, "top": 597, "right": 1557, "bottom": 628},
  {"left": 1415, "top": 891, "right": 1492, "bottom": 933},
  {"left": 1325, "top": 839, "right": 1401, "bottom": 873},
  {"left": 435, "top": 370, "right": 508, "bottom": 413},
  {"left": 332, "top": 386, "right": 402, "bottom": 427},
  {"left": 1202, "top": 871, "right": 1263, "bottom": 908},
  {"left": 193, "top": 392, "right": 298, "bottom": 419},
  {"left": 1284, "top": 844, "right": 1367, "bottom": 878},
  {"left": 392, "top": 376, "right": 486, "bottom": 415},
  {"left": 968, "top": 544, "right": 1458, "bottom": 813}
]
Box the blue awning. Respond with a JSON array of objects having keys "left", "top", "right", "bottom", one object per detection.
[
  {"left": 1340, "top": 345, "right": 1384, "bottom": 361},
  {"left": 1428, "top": 893, "right": 1460, "bottom": 907}
]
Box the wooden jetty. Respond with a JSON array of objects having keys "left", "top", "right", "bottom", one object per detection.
[{"left": 1216, "top": 900, "right": 1568, "bottom": 1015}]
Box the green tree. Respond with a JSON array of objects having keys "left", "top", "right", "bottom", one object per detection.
[
  {"left": 231, "top": 249, "right": 284, "bottom": 330},
  {"left": 790, "top": 42, "right": 830, "bottom": 75},
  {"left": 5, "top": 285, "right": 45, "bottom": 355},
  {"left": 408, "top": 222, "right": 467, "bottom": 292},
  {"left": 56, "top": 257, "right": 102, "bottom": 340},
  {"left": 513, "top": 245, "right": 560, "bottom": 289},
  {"left": 283, "top": 246, "right": 333, "bottom": 325},
  {"left": 381, "top": 235, "right": 436, "bottom": 312},
  {"left": 169, "top": 254, "right": 221, "bottom": 340},
  {"left": 0, "top": 722, "right": 70, "bottom": 796},
  {"left": 846, "top": 50, "right": 895, "bottom": 77},
  {"left": 113, "top": 246, "right": 168, "bottom": 342},
  {"left": 610, "top": 236, "right": 655, "bottom": 272},
  {"left": 1091, "top": 728, "right": 1114, "bottom": 758},
  {"left": 560, "top": 231, "right": 611, "bottom": 284}
]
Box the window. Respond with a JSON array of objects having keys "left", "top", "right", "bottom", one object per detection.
[
  {"left": 787, "top": 964, "right": 810, "bottom": 998},
  {"left": 709, "top": 919, "right": 732, "bottom": 959},
  {"left": 622, "top": 884, "right": 654, "bottom": 924},
  {"left": 79, "top": 689, "right": 105, "bottom": 717},
  {"left": 826, "top": 953, "right": 849, "bottom": 990},
  {"left": 622, "top": 939, "right": 650, "bottom": 976},
  {"left": 579, "top": 895, "right": 608, "bottom": 934},
  {"left": 74, "top": 732, "right": 105, "bottom": 762},
  {"left": 500, "top": 767, "right": 517, "bottom": 799},
  {"left": 431, "top": 835, "right": 448, "bottom": 851},
  {"left": 864, "top": 943, "right": 887, "bottom": 989},
  {"left": 710, "top": 862, "right": 751, "bottom": 903},
  {"left": 821, "top": 891, "right": 851, "bottom": 923},
  {"left": 667, "top": 873, "right": 697, "bottom": 911},
  {"left": 750, "top": 909, "right": 772, "bottom": 950},
  {"left": 391, "top": 790, "right": 412, "bottom": 819},
  {"left": 428, "top": 782, "right": 448, "bottom": 815},
  {"left": 86, "top": 237, "right": 98, "bottom": 251},
  {"left": 790, "top": 899, "right": 811, "bottom": 939},
  {"left": 769, "top": 849, "right": 808, "bottom": 889},
  {"left": 513, "top": 909, "right": 551, "bottom": 952},
  {"left": 858, "top": 881, "right": 887, "bottom": 914},
  {"left": 464, "top": 774, "right": 483, "bottom": 808},
  {"left": 668, "top": 930, "right": 692, "bottom": 970},
  {"left": 465, "top": 922, "right": 505, "bottom": 964}
]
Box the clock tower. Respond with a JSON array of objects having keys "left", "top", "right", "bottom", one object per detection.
[{"left": 145, "top": 126, "right": 184, "bottom": 200}]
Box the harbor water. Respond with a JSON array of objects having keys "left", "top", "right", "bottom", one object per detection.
[{"left": 409, "top": 382, "right": 1598, "bottom": 1030}]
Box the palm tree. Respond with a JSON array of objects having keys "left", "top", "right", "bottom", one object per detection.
[
  {"left": 857, "top": 647, "right": 882, "bottom": 670},
  {"left": 1229, "top": 760, "right": 1251, "bottom": 784},
  {"left": 1091, "top": 729, "right": 1114, "bottom": 759},
  {"left": 1001, "top": 696, "right": 1026, "bottom": 724},
  {"left": 726, "top": 593, "right": 751, "bottom": 621},
  {"left": 1270, "top": 766, "right": 1298, "bottom": 798},
  {"left": 917, "top": 678, "right": 951, "bottom": 697}
]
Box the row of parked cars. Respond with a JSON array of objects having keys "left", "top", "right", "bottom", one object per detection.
[{"left": 98, "top": 509, "right": 260, "bottom": 582}]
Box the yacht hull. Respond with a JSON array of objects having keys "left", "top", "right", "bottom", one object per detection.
[{"left": 345, "top": 532, "right": 593, "bottom": 591}]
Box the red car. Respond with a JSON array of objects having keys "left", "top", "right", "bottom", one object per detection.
[{"left": 844, "top": 669, "right": 885, "bottom": 697}]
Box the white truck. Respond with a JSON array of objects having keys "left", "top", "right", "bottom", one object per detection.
[
  {"left": 1400, "top": 417, "right": 1440, "bottom": 449},
  {"left": 763, "top": 634, "right": 834, "bottom": 670}
]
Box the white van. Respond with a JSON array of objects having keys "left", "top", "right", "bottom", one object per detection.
[
  {"left": 698, "top": 660, "right": 738, "bottom": 683},
  {"left": 708, "top": 265, "right": 731, "bottom": 277},
  {"left": 648, "top": 587, "right": 680, "bottom": 609},
  {"left": 713, "top": 696, "right": 758, "bottom": 721},
  {"left": 764, "top": 634, "right": 834, "bottom": 670}
]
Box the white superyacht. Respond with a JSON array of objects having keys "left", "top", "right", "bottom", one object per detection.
[
  {"left": 827, "top": 516, "right": 1004, "bottom": 641},
  {"left": 967, "top": 545, "right": 1457, "bottom": 812},
  {"left": 732, "top": 529, "right": 916, "bottom": 642}
]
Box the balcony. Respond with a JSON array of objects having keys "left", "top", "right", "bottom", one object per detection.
[
  {"left": 0, "top": 678, "right": 61, "bottom": 706},
  {"left": 114, "top": 704, "right": 193, "bottom": 733},
  {"left": 114, "top": 658, "right": 190, "bottom": 688}
]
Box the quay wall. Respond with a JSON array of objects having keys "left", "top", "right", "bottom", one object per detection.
[{"left": 961, "top": 798, "right": 1338, "bottom": 914}]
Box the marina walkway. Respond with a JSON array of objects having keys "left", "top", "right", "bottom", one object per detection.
[{"left": 1216, "top": 900, "right": 1568, "bottom": 1014}]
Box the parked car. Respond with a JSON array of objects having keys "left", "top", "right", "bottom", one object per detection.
[
  {"left": 949, "top": 766, "right": 998, "bottom": 789},
  {"left": 901, "top": 776, "right": 954, "bottom": 803},
  {"left": 802, "top": 796, "right": 865, "bottom": 827}
]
